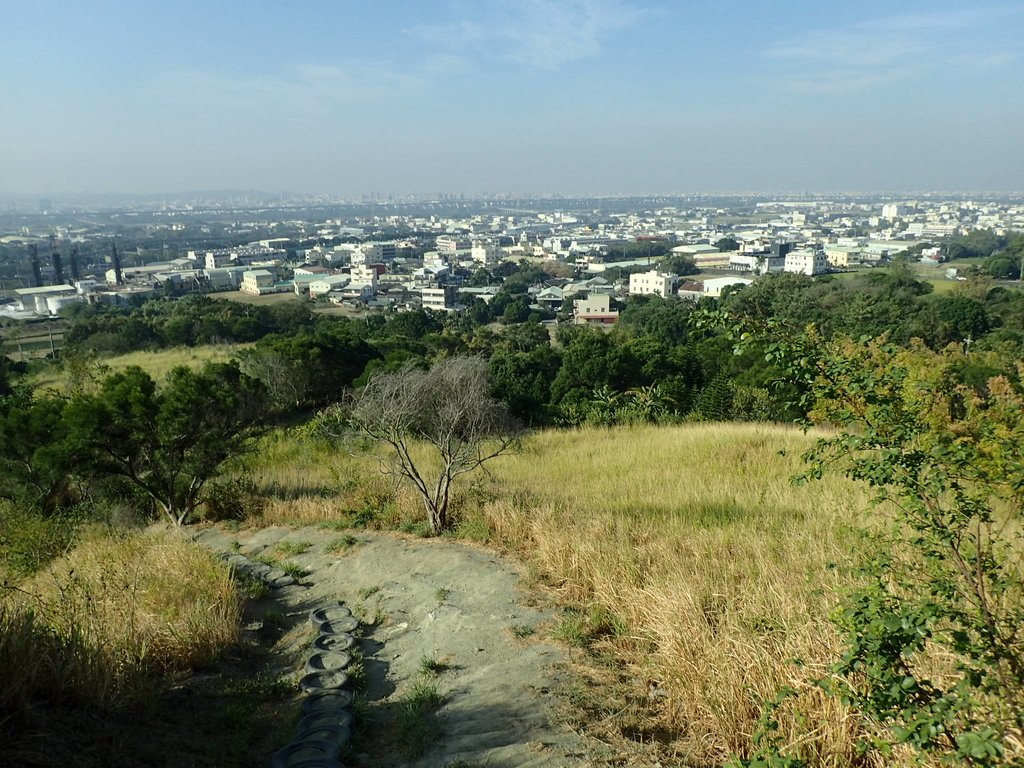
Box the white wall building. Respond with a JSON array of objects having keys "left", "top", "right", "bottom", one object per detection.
[
  {"left": 308, "top": 275, "right": 351, "bottom": 298},
  {"left": 436, "top": 235, "right": 470, "bottom": 253},
  {"left": 824, "top": 245, "right": 863, "bottom": 269},
  {"left": 240, "top": 270, "right": 280, "bottom": 295},
  {"left": 349, "top": 264, "right": 380, "bottom": 289},
  {"left": 702, "top": 277, "right": 753, "bottom": 298},
  {"left": 784, "top": 250, "right": 829, "bottom": 276},
  {"left": 421, "top": 285, "right": 458, "bottom": 311},
  {"left": 470, "top": 240, "right": 499, "bottom": 265},
  {"left": 573, "top": 293, "right": 619, "bottom": 325},
  {"left": 628, "top": 270, "right": 677, "bottom": 298}
]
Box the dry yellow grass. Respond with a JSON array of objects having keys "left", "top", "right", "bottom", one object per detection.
[
  {"left": 241, "top": 422, "right": 889, "bottom": 764},
  {"left": 470, "top": 423, "right": 880, "bottom": 765},
  {"left": 31, "top": 343, "right": 251, "bottom": 391},
  {"left": 1, "top": 530, "right": 241, "bottom": 715}
]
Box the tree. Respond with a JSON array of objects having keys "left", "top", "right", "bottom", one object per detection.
[
  {"left": 66, "top": 363, "right": 268, "bottom": 526},
  {"left": 658, "top": 253, "right": 699, "bottom": 276},
  {"left": 715, "top": 236, "right": 740, "bottom": 252},
  {"left": 347, "top": 356, "right": 521, "bottom": 535},
  {"left": 0, "top": 391, "right": 79, "bottom": 512},
  {"left": 986, "top": 255, "right": 1021, "bottom": 280},
  {"left": 729, "top": 320, "right": 1024, "bottom": 766}
]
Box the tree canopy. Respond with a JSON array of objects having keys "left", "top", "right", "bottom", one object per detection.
[{"left": 65, "top": 362, "right": 268, "bottom": 525}]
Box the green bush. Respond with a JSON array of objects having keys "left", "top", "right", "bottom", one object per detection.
[
  {"left": 198, "top": 477, "right": 265, "bottom": 522},
  {"left": 0, "top": 502, "right": 84, "bottom": 579}
]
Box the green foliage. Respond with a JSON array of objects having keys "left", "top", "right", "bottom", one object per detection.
[
  {"left": 394, "top": 678, "right": 445, "bottom": 757},
  {"left": 658, "top": 252, "right": 699, "bottom": 276},
  {"left": 554, "top": 605, "right": 628, "bottom": 648},
  {"left": 65, "top": 362, "right": 270, "bottom": 525},
  {"left": 418, "top": 654, "right": 451, "bottom": 675},
  {"left": 324, "top": 534, "right": 358, "bottom": 553},
  {"left": 728, "top": 318, "right": 1024, "bottom": 766},
  {"left": 694, "top": 374, "right": 734, "bottom": 421},
  {"left": 0, "top": 502, "right": 85, "bottom": 578},
  {"left": 0, "top": 390, "right": 80, "bottom": 512},
  {"left": 944, "top": 229, "right": 1010, "bottom": 262},
  {"left": 986, "top": 255, "right": 1021, "bottom": 280},
  {"left": 198, "top": 477, "right": 265, "bottom": 522}
]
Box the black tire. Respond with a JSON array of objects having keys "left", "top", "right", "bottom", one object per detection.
[
  {"left": 319, "top": 617, "right": 359, "bottom": 634},
  {"left": 295, "top": 710, "right": 354, "bottom": 734},
  {"left": 300, "top": 671, "right": 349, "bottom": 693},
  {"left": 293, "top": 723, "right": 351, "bottom": 749},
  {"left": 269, "top": 738, "right": 339, "bottom": 768},
  {"left": 301, "top": 689, "right": 355, "bottom": 713},
  {"left": 313, "top": 633, "right": 356, "bottom": 653}
]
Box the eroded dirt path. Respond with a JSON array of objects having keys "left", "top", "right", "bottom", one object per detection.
[{"left": 195, "top": 525, "right": 609, "bottom": 767}]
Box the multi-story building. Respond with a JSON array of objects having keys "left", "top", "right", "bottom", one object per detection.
[
  {"left": 573, "top": 293, "right": 619, "bottom": 326},
  {"left": 470, "top": 240, "right": 499, "bottom": 265},
  {"left": 628, "top": 269, "right": 677, "bottom": 298},
  {"left": 420, "top": 285, "right": 458, "bottom": 311},
  {"left": 435, "top": 235, "right": 471, "bottom": 253},
  {"left": 784, "top": 249, "right": 829, "bottom": 276}
]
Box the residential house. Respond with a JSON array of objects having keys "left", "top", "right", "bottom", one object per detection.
[
  {"left": 628, "top": 270, "right": 677, "bottom": 298},
  {"left": 573, "top": 293, "right": 619, "bottom": 326}
]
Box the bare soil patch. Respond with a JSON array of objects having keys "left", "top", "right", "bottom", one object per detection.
[{"left": 195, "top": 524, "right": 615, "bottom": 767}]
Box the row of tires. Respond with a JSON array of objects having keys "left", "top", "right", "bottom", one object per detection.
[
  {"left": 224, "top": 552, "right": 297, "bottom": 590},
  {"left": 270, "top": 604, "right": 360, "bottom": 768}
]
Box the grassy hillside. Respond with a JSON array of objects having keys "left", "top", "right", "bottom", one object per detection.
[
  {"left": 481, "top": 424, "right": 875, "bottom": 766},
  {"left": 30, "top": 343, "right": 250, "bottom": 391},
  {"left": 245, "top": 422, "right": 881, "bottom": 765}
]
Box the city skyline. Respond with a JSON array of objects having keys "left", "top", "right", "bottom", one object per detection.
[{"left": 2, "top": 0, "right": 1023, "bottom": 197}]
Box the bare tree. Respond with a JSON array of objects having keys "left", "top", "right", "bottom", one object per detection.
[{"left": 348, "top": 356, "right": 521, "bottom": 535}]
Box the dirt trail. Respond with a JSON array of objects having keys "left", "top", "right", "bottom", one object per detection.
[{"left": 195, "top": 525, "right": 608, "bottom": 767}]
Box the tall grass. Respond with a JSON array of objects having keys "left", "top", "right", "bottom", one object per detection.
[
  {"left": 239, "top": 422, "right": 888, "bottom": 763},
  {"left": 239, "top": 429, "right": 421, "bottom": 528},
  {"left": 475, "top": 423, "right": 882, "bottom": 766},
  {"left": 1, "top": 530, "right": 241, "bottom": 720}
]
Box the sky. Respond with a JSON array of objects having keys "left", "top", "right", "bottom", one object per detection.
[{"left": 1, "top": 0, "right": 1023, "bottom": 197}]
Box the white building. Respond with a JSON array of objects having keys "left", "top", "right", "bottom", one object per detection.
[
  {"left": 824, "top": 245, "right": 863, "bottom": 269},
  {"left": 573, "top": 293, "right": 619, "bottom": 325},
  {"left": 349, "top": 263, "right": 380, "bottom": 289},
  {"left": 628, "top": 270, "right": 677, "bottom": 298},
  {"left": 784, "top": 250, "right": 829, "bottom": 276},
  {"left": 308, "top": 275, "right": 351, "bottom": 298},
  {"left": 355, "top": 242, "right": 397, "bottom": 263},
  {"left": 729, "top": 253, "right": 785, "bottom": 274},
  {"left": 204, "top": 266, "right": 248, "bottom": 291},
  {"left": 470, "top": 240, "right": 499, "bottom": 265},
  {"left": 435, "top": 235, "right": 471, "bottom": 253},
  {"left": 701, "top": 277, "right": 753, "bottom": 298},
  {"left": 14, "top": 284, "right": 79, "bottom": 314},
  {"left": 420, "top": 285, "right": 458, "bottom": 311},
  {"left": 240, "top": 270, "right": 280, "bottom": 295}
]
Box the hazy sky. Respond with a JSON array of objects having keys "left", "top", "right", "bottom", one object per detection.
[{"left": 2, "top": 0, "right": 1022, "bottom": 196}]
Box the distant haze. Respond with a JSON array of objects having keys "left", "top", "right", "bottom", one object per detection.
[{"left": 2, "top": 0, "right": 1022, "bottom": 196}]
